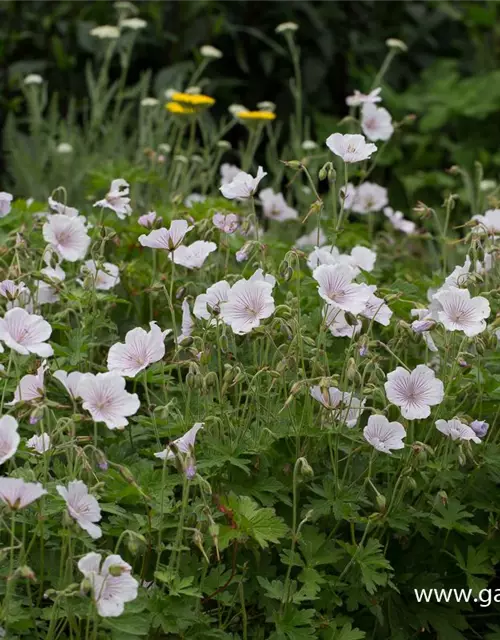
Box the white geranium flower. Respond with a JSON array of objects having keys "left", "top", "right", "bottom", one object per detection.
[
  {"left": 220, "top": 163, "right": 241, "bottom": 186},
  {"left": 339, "top": 183, "right": 357, "bottom": 210},
  {"left": 36, "top": 263, "right": 65, "bottom": 305},
  {"left": 384, "top": 207, "right": 416, "bottom": 234},
  {"left": 0, "top": 416, "right": 20, "bottom": 465},
  {"left": 361, "top": 286, "right": 393, "bottom": 326},
  {"left": 0, "top": 308, "right": 53, "bottom": 356},
  {"left": 200, "top": 45, "right": 222, "bottom": 59},
  {"left": 385, "top": 365, "right": 444, "bottom": 419},
  {"left": 249, "top": 268, "right": 276, "bottom": 288},
  {"left": 220, "top": 278, "right": 275, "bottom": 334},
  {"left": 310, "top": 385, "right": 344, "bottom": 410},
  {"left": 43, "top": 215, "right": 91, "bottom": 262},
  {"left": 433, "top": 287, "right": 490, "bottom": 337},
  {"left": 81, "top": 260, "right": 120, "bottom": 291},
  {"left": 177, "top": 299, "right": 194, "bottom": 343},
  {"left": 8, "top": 362, "right": 47, "bottom": 405},
  {"left": 139, "top": 220, "right": 193, "bottom": 252},
  {"left": 350, "top": 246, "right": 377, "bottom": 272},
  {"left": 309, "top": 385, "right": 364, "bottom": 427},
  {"left": 57, "top": 480, "right": 102, "bottom": 539},
  {"left": 295, "top": 228, "right": 327, "bottom": 248},
  {"left": 184, "top": 193, "right": 206, "bottom": 208},
  {"left": 323, "top": 305, "right": 361, "bottom": 338},
  {"left": 213, "top": 213, "right": 238, "bottom": 234},
  {"left": 94, "top": 179, "right": 132, "bottom": 219},
  {"left": 154, "top": 422, "right": 204, "bottom": 460},
  {"left": 0, "top": 478, "right": 46, "bottom": 509},
  {"left": 220, "top": 166, "right": 267, "bottom": 200},
  {"left": 363, "top": 415, "right": 405, "bottom": 454},
  {"left": 435, "top": 418, "right": 481, "bottom": 444},
  {"left": 0, "top": 192, "right": 13, "bottom": 218},
  {"left": 48, "top": 196, "right": 79, "bottom": 218},
  {"left": 259, "top": 188, "right": 298, "bottom": 221},
  {"left": 107, "top": 321, "right": 170, "bottom": 378},
  {"left": 0, "top": 280, "right": 28, "bottom": 301},
  {"left": 170, "top": 241, "right": 217, "bottom": 269},
  {"left": 78, "top": 552, "right": 138, "bottom": 617},
  {"left": 138, "top": 211, "right": 158, "bottom": 228},
  {"left": 352, "top": 182, "right": 388, "bottom": 214},
  {"left": 53, "top": 370, "right": 85, "bottom": 399},
  {"left": 326, "top": 133, "right": 377, "bottom": 163},
  {"left": 472, "top": 209, "right": 500, "bottom": 235},
  {"left": 361, "top": 103, "right": 394, "bottom": 141},
  {"left": 312, "top": 264, "right": 371, "bottom": 314},
  {"left": 442, "top": 255, "right": 472, "bottom": 290},
  {"left": 346, "top": 87, "right": 382, "bottom": 107},
  {"left": 194, "top": 280, "right": 230, "bottom": 321},
  {"left": 26, "top": 433, "right": 51, "bottom": 454},
  {"left": 77, "top": 372, "right": 140, "bottom": 430}
]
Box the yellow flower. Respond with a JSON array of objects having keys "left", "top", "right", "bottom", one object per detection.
[
  {"left": 236, "top": 110, "right": 276, "bottom": 121},
  {"left": 165, "top": 102, "right": 195, "bottom": 115},
  {"left": 170, "top": 92, "right": 215, "bottom": 108}
]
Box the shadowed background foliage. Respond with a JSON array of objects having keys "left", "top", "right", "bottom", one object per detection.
[{"left": 1, "top": 0, "right": 500, "bottom": 204}]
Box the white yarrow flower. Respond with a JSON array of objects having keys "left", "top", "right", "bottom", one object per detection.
[{"left": 385, "top": 365, "right": 444, "bottom": 420}]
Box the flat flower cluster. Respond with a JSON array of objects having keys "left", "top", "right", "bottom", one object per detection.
[{"left": 0, "top": 16, "right": 499, "bottom": 640}]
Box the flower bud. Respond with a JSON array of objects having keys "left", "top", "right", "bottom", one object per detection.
[{"left": 376, "top": 494, "right": 386, "bottom": 512}]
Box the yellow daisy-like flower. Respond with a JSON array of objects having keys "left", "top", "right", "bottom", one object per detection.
[
  {"left": 165, "top": 102, "right": 196, "bottom": 115},
  {"left": 170, "top": 92, "right": 215, "bottom": 108},
  {"left": 236, "top": 110, "right": 276, "bottom": 121}
]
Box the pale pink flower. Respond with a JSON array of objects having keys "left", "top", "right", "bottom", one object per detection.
[
  {"left": 309, "top": 386, "right": 365, "bottom": 427},
  {"left": 177, "top": 299, "right": 194, "bottom": 343},
  {"left": 310, "top": 385, "right": 344, "bottom": 410},
  {"left": 295, "top": 228, "right": 327, "bottom": 248},
  {"left": 0, "top": 280, "right": 28, "bottom": 301},
  {"left": 81, "top": 260, "right": 120, "bottom": 291},
  {"left": 312, "top": 264, "right": 371, "bottom": 314},
  {"left": 42, "top": 215, "right": 91, "bottom": 262},
  {"left": 170, "top": 241, "right": 217, "bottom": 269},
  {"left": 384, "top": 207, "right": 416, "bottom": 234},
  {"left": 0, "top": 477, "right": 46, "bottom": 509},
  {"left": 108, "top": 322, "right": 170, "bottom": 378},
  {"left": 0, "top": 416, "right": 20, "bottom": 465},
  {"left": 259, "top": 188, "right": 298, "bottom": 221},
  {"left": 26, "top": 433, "right": 51, "bottom": 454},
  {"left": 37, "top": 264, "right": 65, "bottom": 305},
  {"left": 220, "top": 163, "right": 241, "bottom": 186},
  {"left": 385, "top": 365, "right": 444, "bottom": 420},
  {"left": 360, "top": 286, "right": 393, "bottom": 326},
  {"left": 0, "top": 192, "right": 13, "bottom": 218},
  {"left": 442, "top": 255, "right": 472, "bottom": 290},
  {"left": 184, "top": 193, "right": 206, "bottom": 208},
  {"left": 361, "top": 103, "right": 394, "bottom": 142},
  {"left": 53, "top": 370, "right": 84, "bottom": 399},
  {"left": 352, "top": 182, "right": 388, "bottom": 214},
  {"left": 326, "top": 133, "right": 377, "bottom": 163},
  {"left": 220, "top": 166, "right": 267, "bottom": 200},
  {"left": 235, "top": 249, "right": 248, "bottom": 262},
  {"left": 433, "top": 287, "right": 490, "bottom": 337},
  {"left": 8, "top": 362, "right": 47, "bottom": 405},
  {"left": 57, "top": 480, "right": 102, "bottom": 539},
  {"left": 346, "top": 87, "right": 382, "bottom": 107},
  {"left": 339, "top": 182, "right": 357, "bottom": 210},
  {"left": 78, "top": 552, "right": 138, "bottom": 617},
  {"left": 323, "top": 305, "right": 361, "bottom": 338},
  {"left": 435, "top": 419, "right": 481, "bottom": 444},
  {"left": 220, "top": 278, "right": 275, "bottom": 334},
  {"left": 48, "top": 196, "right": 79, "bottom": 218},
  {"left": 0, "top": 308, "right": 53, "bottom": 356},
  {"left": 213, "top": 213, "right": 239, "bottom": 234},
  {"left": 472, "top": 209, "right": 500, "bottom": 235},
  {"left": 138, "top": 211, "right": 159, "bottom": 228},
  {"left": 154, "top": 422, "right": 204, "bottom": 460},
  {"left": 249, "top": 268, "right": 276, "bottom": 288},
  {"left": 139, "top": 220, "right": 193, "bottom": 252},
  {"left": 350, "top": 246, "right": 377, "bottom": 272},
  {"left": 94, "top": 179, "right": 132, "bottom": 219},
  {"left": 194, "top": 281, "right": 230, "bottom": 321},
  {"left": 363, "top": 415, "right": 405, "bottom": 454},
  {"left": 78, "top": 372, "right": 140, "bottom": 430}
]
